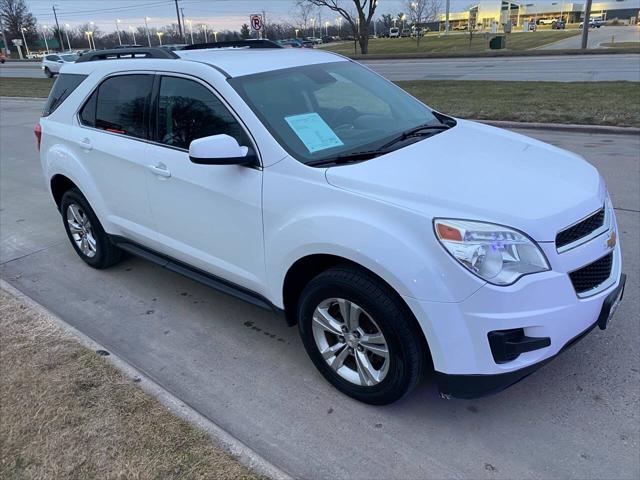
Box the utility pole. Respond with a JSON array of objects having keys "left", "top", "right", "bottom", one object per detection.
[
  {"left": 581, "top": 0, "right": 592, "bottom": 49},
  {"left": 445, "top": 0, "right": 450, "bottom": 35},
  {"left": 262, "top": 10, "right": 267, "bottom": 39},
  {"left": 52, "top": 5, "right": 64, "bottom": 51},
  {"left": 174, "top": 0, "right": 184, "bottom": 42},
  {"left": 144, "top": 17, "right": 152, "bottom": 46}
]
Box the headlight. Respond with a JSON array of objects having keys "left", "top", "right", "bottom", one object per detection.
[{"left": 434, "top": 219, "right": 550, "bottom": 285}]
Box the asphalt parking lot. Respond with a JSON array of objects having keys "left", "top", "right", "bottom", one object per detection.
[{"left": 1, "top": 98, "right": 639, "bottom": 479}]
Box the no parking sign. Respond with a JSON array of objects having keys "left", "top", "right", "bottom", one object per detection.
[{"left": 250, "top": 14, "right": 263, "bottom": 31}]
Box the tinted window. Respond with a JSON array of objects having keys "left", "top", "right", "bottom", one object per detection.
[
  {"left": 43, "top": 73, "right": 87, "bottom": 116},
  {"left": 46, "top": 55, "right": 59, "bottom": 61},
  {"left": 82, "top": 74, "right": 153, "bottom": 139},
  {"left": 156, "top": 76, "right": 247, "bottom": 150},
  {"left": 80, "top": 90, "right": 97, "bottom": 126}
]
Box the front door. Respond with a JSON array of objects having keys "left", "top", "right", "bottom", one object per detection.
[{"left": 145, "top": 74, "right": 265, "bottom": 294}]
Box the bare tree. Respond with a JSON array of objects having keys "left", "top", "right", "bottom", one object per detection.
[
  {"left": 302, "top": 0, "right": 379, "bottom": 54},
  {"left": 405, "top": 0, "right": 441, "bottom": 47},
  {"left": 0, "top": 0, "right": 36, "bottom": 49},
  {"left": 295, "top": 1, "right": 316, "bottom": 37}
]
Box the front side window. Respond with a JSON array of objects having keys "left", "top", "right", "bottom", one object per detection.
[
  {"left": 46, "top": 55, "right": 59, "bottom": 61},
  {"left": 156, "top": 76, "right": 247, "bottom": 150},
  {"left": 230, "top": 61, "right": 443, "bottom": 165},
  {"left": 79, "top": 74, "right": 153, "bottom": 139}
]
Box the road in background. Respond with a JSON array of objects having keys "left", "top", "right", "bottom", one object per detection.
[
  {"left": 2, "top": 53, "right": 640, "bottom": 82},
  {"left": 362, "top": 53, "right": 640, "bottom": 81},
  {"left": 1, "top": 98, "right": 639, "bottom": 480},
  {"left": 539, "top": 25, "right": 640, "bottom": 50}
]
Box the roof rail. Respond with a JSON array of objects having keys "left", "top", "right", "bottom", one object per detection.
[
  {"left": 76, "top": 47, "right": 178, "bottom": 63},
  {"left": 181, "top": 39, "right": 283, "bottom": 51}
]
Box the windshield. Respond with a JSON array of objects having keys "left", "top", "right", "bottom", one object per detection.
[
  {"left": 61, "top": 54, "right": 78, "bottom": 62},
  {"left": 229, "top": 61, "right": 443, "bottom": 165}
]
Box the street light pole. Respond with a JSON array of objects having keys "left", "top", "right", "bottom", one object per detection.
[
  {"left": 129, "top": 26, "right": 137, "bottom": 45},
  {"left": 157, "top": 31, "right": 163, "bottom": 45},
  {"left": 21, "top": 27, "right": 30, "bottom": 55},
  {"left": 445, "top": 0, "right": 451, "bottom": 35},
  {"left": 144, "top": 17, "right": 152, "bottom": 47},
  {"left": 42, "top": 26, "right": 50, "bottom": 53},
  {"left": 116, "top": 19, "right": 122, "bottom": 46},
  {"left": 202, "top": 24, "right": 208, "bottom": 43},
  {"left": 187, "top": 19, "right": 194, "bottom": 44},
  {"left": 581, "top": 0, "right": 592, "bottom": 49},
  {"left": 64, "top": 24, "right": 71, "bottom": 50}
]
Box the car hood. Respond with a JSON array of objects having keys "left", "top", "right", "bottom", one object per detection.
[{"left": 325, "top": 120, "right": 605, "bottom": 242}]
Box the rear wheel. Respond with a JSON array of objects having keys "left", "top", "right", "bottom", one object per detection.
[
  {"left": 60, "top": 188, "right": 122, "bottom": 269},
  {"left": 297, "top": 266, "right": 426, "bottom": 405}
]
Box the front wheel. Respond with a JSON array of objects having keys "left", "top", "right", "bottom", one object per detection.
[
  {"left": 298, "top": 266, "right": 426, "bottom": 405},
  {"left": 44, "top": 67, "right": 52, "bottom": 78}
]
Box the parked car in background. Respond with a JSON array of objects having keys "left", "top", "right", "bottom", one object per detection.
[
  {"left": 389, "top": 27, "right": 400, "bottom": 38},
  {"left": 552, "top": 20, "right": 566, "bottom": 29},
  {"left": 321, "top": 35, "right": 334, "bottom": 43},
  {"left": 307, "top": 37, "right": 323, "bottom": 44},
  {"left": 401, "top": 28, "right": 411, "bottom": 37},
  {"left": 301, "top": 40, "right": 315, "bottom": 48},
  {"left": 42, "top": 53, "right": 79, "bottom": 78},
  {"left": 538, "top": 18, "right": 558, "bottom": 25},
  {"left": 277, "top": 39, "right": 305, "bottom": 48},
  {"left": 580, "top": 18, "right": 605, "bottom": 28}
]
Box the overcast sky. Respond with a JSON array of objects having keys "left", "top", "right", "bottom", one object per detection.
[
  {"left": 24, "top": 0, "right": 497, "bottom": 32},
  {"left": 27, "top": 0, "right": 572, "bottom": 32}
]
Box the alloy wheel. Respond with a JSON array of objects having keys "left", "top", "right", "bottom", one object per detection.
[
  {"left": 311, "top": 298, "right": 389, "bottom": 386},
  {"left": 66, "top": 203, "right": 97, "bottom": 258}
]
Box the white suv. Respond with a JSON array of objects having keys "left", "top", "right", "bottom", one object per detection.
[{"left": 37, "top": 46, "right": 625, "bottom": 404}]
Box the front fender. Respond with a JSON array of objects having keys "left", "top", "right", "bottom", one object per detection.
[{"left": 263, "top": 157, "right": 484, "bottom": 307}]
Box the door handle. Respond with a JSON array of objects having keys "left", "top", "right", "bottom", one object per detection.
[
  {"left": 148, "top": 163, "right": 171, "bottom": 178},
  {"left": 76, "top": 138, "right": 92, "bottom": 151}
]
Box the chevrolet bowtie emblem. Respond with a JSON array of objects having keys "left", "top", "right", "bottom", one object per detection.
[{"left": 606, "top": 230, "right": 617, "bottom": 249}]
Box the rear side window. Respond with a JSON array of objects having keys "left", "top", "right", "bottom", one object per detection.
[
  {"left": 42, "top": 73, "right": 87, "bottom": 117},
  {"left": 79, "top": 74, "right": 153, "bottom": 139}
]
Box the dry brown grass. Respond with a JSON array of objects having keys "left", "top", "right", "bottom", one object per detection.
[{"left": 0, "top": 287, "right": 261, "bottom": 480}]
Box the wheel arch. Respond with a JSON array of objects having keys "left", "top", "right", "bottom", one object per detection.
[
  {"left": 282, "top": 253, "right": 433, "bottom": 367},
  {"left": 50, "top": 174, "right": 79, "bottom": 211}
]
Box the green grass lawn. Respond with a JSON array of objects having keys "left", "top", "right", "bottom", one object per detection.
[
  {"left": 0, "top": 77, "right": 54, "bottom": 98},
  {"left": 321, "top": 31, "right": 579, "bottom": 55},
  {"left": 2, "top": 77, "right": 638, "bottom": 127},
  {"left": 399, "top": 80, "right": 640, "bottom": 127}
]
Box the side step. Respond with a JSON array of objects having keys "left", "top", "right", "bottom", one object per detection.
[{"left": 110, "top": 236, "right": 284, "bottom": 316}]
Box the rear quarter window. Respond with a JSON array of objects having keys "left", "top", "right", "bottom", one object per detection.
[{"left": 42, "top": 73, "right": 88, "bottom": 117}]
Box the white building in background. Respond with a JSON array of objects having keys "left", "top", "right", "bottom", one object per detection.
[{"left": 435, "top": 0, "right": 640, "bottom": 30}]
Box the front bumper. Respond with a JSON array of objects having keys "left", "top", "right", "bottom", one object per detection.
[
  {"left": 403, "top": 238, "right": 624, "bottom": 399},
  {"left": 434, "top": 273, "right": 626, "bottom": 399}
]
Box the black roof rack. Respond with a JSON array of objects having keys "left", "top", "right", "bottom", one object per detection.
[
  {"left": 76, "top": 47, "right": 178, "bottom": 63},
  {"left": 181, "top": 39, "right": 282, "bottom": 51}
]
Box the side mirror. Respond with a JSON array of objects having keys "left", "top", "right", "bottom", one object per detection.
[{"left": 189, "top": 134, "right": 256, "bottom": 166}]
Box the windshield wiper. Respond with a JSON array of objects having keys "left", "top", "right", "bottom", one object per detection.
[
  {"left": 307, "top": 123, "right": 452, "bottom": 168},
  {"left": 306, "top": 148, "right": 393, "bottom": 167},
  {"left": 378, "top": 123, "right": 450, "bottom": 150}
]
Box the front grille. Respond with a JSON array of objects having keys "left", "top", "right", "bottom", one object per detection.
[
  {"left": 569, "top": 252, "right": 613, "bottom": 294},
  {"left": 556, "top": 207, "right": 605, "bottom": 249}
]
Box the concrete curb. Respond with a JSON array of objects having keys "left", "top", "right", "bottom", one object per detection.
[
  {"left": 0, "top": 279, "right": 295, "bottom": 480},
  {"left": 478, "top": 119, "right": 640, "bottom": 135}
]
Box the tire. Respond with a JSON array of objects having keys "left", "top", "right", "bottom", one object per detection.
[
  {"left": 297, "top": 265, "right": 426, "bottom": 405},
  {"left": 44, "top": 67, "right": 52, "bottom": 78},
  {"left": 60, "top": 188, "right": 122, "bottom": 269}
]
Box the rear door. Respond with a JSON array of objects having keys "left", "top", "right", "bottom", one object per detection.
[
  {"left": 69, "top": 73, "right": 157, "bottom": 246},
  {"left": 144, "top": 73, "right": 265, "bottom": 293}
]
